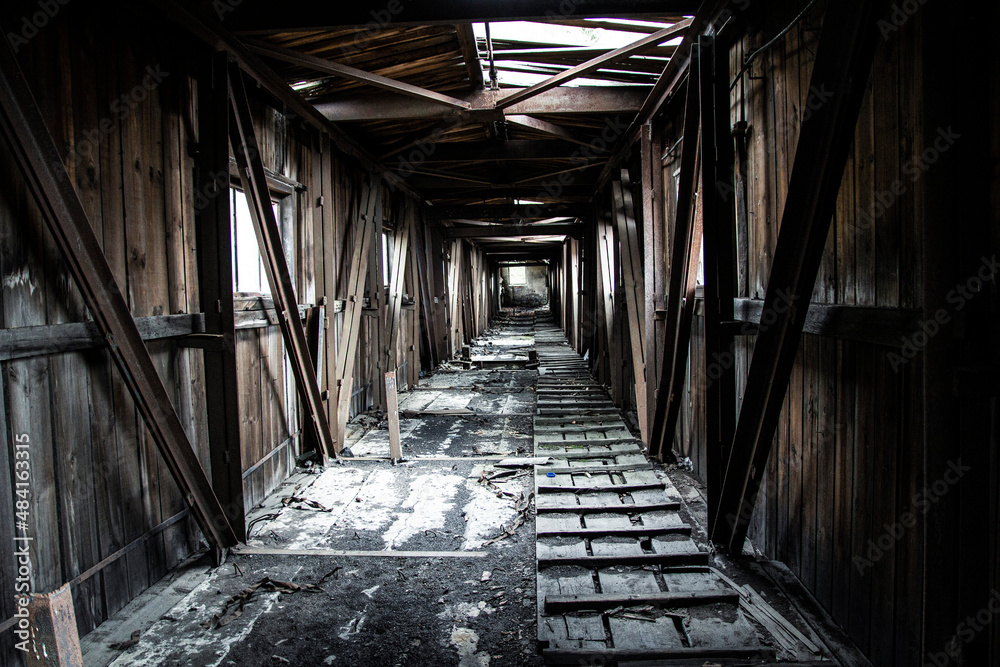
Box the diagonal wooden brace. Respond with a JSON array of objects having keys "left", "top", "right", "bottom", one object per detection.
[
  {"left": 227, "top": 62, "right": 338, "bottom": 462},
  {"left": 0, "top": 27, "right": 238, "bottom": 551}
]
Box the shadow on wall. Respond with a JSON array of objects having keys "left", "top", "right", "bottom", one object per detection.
[{"left": 501, "top": 264, "right": 548, "bottom": 307}]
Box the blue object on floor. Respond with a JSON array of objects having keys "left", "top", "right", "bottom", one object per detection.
[{"left": 546, "top": 472, "right": 556, "bottom": 477}]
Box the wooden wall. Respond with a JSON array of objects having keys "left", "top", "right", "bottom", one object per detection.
[
  {"left": 0, "top": 3, "right": 428, "bottom": 658},
  {"left": 662, "top": 2, "right": 995, "bottom": 666}
]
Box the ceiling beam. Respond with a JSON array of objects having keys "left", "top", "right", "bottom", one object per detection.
[
  {"left": 314, "top": 87, "right": 648, "bottom": 121},
  {"left": 595, "top": 0, "right": 726, "bottom": 191},
  {"left": 497, "top": 19, "right": 692, "bottom": 109},
  {"left": 246, "top": 39, "right": 472, "bottom": 110},
  {"left": 426, "top": 204, "right": 589, "bottom": 219},
  {"left": 455, "top": 24, "right": 485, "bottom": 90},
  {"left": 146, "top": 0, "right": 423, "bottom": 201},
  {"left": 506, "top": 115, "right": 598, "bottom": 148},
  {"left": 382, "top": 140, "right": 594, "bottom": 164},
  {"left": 216, "top": 1, "right": 701, "bottom": 31},
  {"left": 444, "top": 224, "right": 582, "bottom": 239}
]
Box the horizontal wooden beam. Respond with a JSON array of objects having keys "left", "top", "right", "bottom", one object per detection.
[
  {"left": 315, "top": 87, "right": 648, "bottom": 121},
  {"left": 384, "top": 140, "right": 601, "bottom": 164},
  {"left": 147, "top": 0, "right": 423, "bottom": 202},
  {"left": 731, "top": 299, "right": 920, "bottom": 347},
  {"left": 506, "top": 114, "right": 599, "bottom": 148},
  {"left": 497, "top": 20, "right": 692, "bottom": 109},
  {"left": 427, "top": 204, "right": 588, "bottom": 220},
  {"left": 444, "top": 223, "right": 581, "bottom": 239},
  {"left": 246, "top": 39, "right": 472, "bottom": 110},
  {"left": 216, "top": 1, "right": 701, "bottom": 31}
]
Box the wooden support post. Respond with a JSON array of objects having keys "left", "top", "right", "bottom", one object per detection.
[
  {"left": 411, "top": 210, "right": 437, "bottom": 369},
  {"left": 649, "top": 69, "right": 701, "bottom": 462},
  {"left": 611, "top": 171, "right": 648, "bottom": 445},
  {"left": 698, "top": 35, "right": 738, "bottom": 529},
  {"left": 196, "top": 51, "right": 245, "bottom": 538},
  {"left": 334, "top": 181, "right": 378, "bottom": 452},
  {"left": 386, "top": 202, "right": 412, "bottom": 374},
  {"left": 367, "top": 194, "right": 387, "bottom": 410},
  {"left": 0, "top": 32, "right": 238, "bottom": 551},
  {"left": 302, "top": 303, "right": 327, "bottom": 454},
  {"left": 596, "top": 210, "right": 618, "bottom": 402},
  {"left": 227, "top": 62, "right": 337, "bottom": 462},
  {"left": 25, "top": 585, "right": 83, "bottom": 667},
  {"left": 385, "top": 372, "right": 402, "bottom": 461},
  {"left": 640, "top": 122, "right": 664, "bottom": 457},
  {"left": 711, "top": 0, "right": 887, "bottom": 551}
]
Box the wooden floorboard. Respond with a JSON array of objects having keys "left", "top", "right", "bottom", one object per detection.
[{"left": 530, "top": 310, "right": 773, "bottom": 664}]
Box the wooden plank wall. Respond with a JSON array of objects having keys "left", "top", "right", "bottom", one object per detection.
[
  {"left": 0, "top": 8, "right": 206, "bottom": 648},
  {"left": 0, "top": 4, "right": 429, "bottom": 654},
  {"left": 667, "top": 2, "right": 927, "bottom": 665}
]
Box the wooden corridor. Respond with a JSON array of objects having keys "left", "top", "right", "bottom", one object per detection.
[{"left": 530, "top": 311, "right": 774, "bottom": 664}]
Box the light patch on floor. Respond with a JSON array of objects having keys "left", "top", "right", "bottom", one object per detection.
[
  {"left": 449, "top": 627, "right": 491, "bottom": 667},
  {"left": 348, "top": 419, "right": 421, "bottom": 457},
  {"left": 108, "top": 565, "right": 302, "bottom": 667},
  {"left": 461, "top": 478, "right": 520, "bottom": 550},
  {"left": 382, "top": 472, "right": 463, "bottom": 548}
]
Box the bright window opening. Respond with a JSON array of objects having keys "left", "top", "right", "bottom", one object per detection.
[
  {"left": 508, "top": 265, "right": 527, "bottom": 286},
  {"left": 231, "top": 188, "right": 282, "bottom": 294}
]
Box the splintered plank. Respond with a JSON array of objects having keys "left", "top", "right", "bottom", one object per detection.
[
  {"left": 542, "top": 647, "right": 777, "bottom": 664},
  {"left": 536, "top": 501, "right": 681, "bottom": 514},
  {"left": 545, "top": 590, "right": 739, "bottom": 613},
  {"left": 538, "top": 552, "right": 708, "bottom": 568},
  {"left": 536, "top": 482, "right": 665, "bottom": 494}
]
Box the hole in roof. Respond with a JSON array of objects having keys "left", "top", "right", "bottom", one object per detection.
[{"left": 472, "top": 18, "right": 686, "bottom": 89}]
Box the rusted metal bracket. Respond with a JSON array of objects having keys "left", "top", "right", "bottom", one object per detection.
[{"left": 0, "top": 27, "right": 238, "bottom": 551}]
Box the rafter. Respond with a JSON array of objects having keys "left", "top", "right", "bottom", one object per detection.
[
  {"left": 496, "top": 19, "right": 691, "bottom": 109},
  {"left": 246, "top": 39, "right": 472, "bottom": 110},
  {"left": 314, "top": 87, "right": 647, "bottom": 121}
]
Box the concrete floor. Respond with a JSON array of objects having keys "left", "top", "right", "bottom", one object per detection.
[{"left": 79, "top": 317, "right": 861, "bottom": 666}]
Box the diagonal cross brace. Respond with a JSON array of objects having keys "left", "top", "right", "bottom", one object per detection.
[
  {"left": 711, "top": 0, "right": 889, "bottom": 551},
  {"left": 227, "top": 62, "right": 338, "bottom": 462},
  {"left": 0, "top": 30, "right": 238, "bottom": 550}
]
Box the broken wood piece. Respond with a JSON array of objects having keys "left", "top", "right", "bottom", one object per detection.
[
  {"left": 26, "top": 584, "right": 84, "bottom": 666},
  {"left": 385, "top": 372, "right": 402, "bottom": 460}
]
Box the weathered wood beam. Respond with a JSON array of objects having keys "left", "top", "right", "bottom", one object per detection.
[
  {"left": 698, "top": 35, "right": 737, "bottom": 530},
  {"left": 246, "top": 39, "right": 472, "bottom": 110},
  {"left": 228, "top": 62, "right": 338, "bottom": 461},
  {"left": 196, "top": 50, "right": 245, "bottom": 541},
  {"left": 506, "top": 115, "right": 598, "bottom": 148},
  {"left": 315, "top": 87, "right": 646, "bottom": 122},
  {"left": 611, "top": 171, "right": 648, "bottom": 444},
  {"left": 712, "top": 0, "right": 888, "bottom": 551},
  {"left": 731, "top": 300, "right": 921, "bottom": 348},
  {"left": 444, "top": 223, "right": 581, "bottom": 239},
  {"left": 378, "top": 140, "right": 602, "bottom": 165},
  {"left": 216, "top": 1, "right": 701, "bottom": 31},
  {"left": 498, "top": 20, "right": 691, "bottom": 109},
  {"left": 455, "top": 24, "right": 485, "bottom": 90},
  {"left": 427, "top": 204, "right": 587, "bottom": 220},
  {"left": 147, "top": 0, "right": 423, "bottom": 202},
  {"left": 334, "top": 180, "right": 378, "bottom": 451},
  {"left": 386, "top": 203, "right": 413, "bottom": 373},
  {"left": 594, "top": 0, "right": 728, "bottom": 192},
  {"left": 0, "top": 34, "right": 238, "bottom": 551},
  {"left": 648, "top": 69, "right": 700, "bottom": 463}
]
